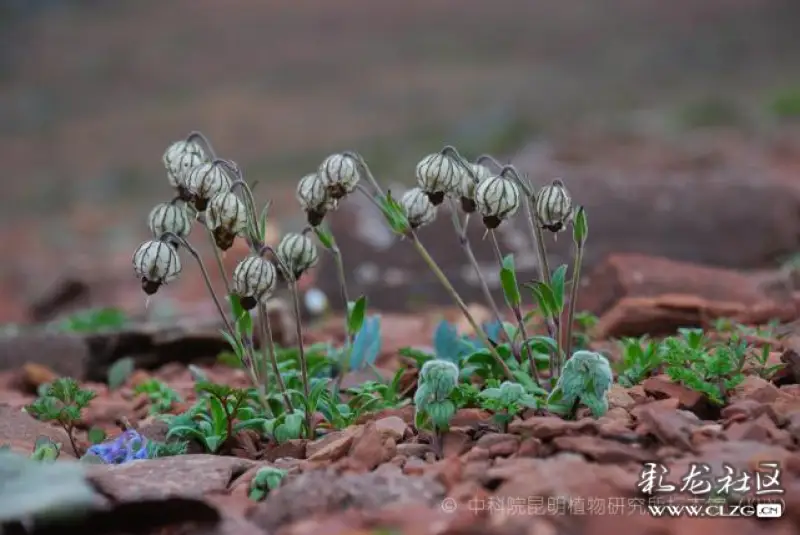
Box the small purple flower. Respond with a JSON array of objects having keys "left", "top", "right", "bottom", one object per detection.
[{"left": 86, "top": 430, "right": 149, "bottom": 464}]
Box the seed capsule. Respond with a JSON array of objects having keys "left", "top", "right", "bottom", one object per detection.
[
  {"left": 415, "top": 153, "right": 461, "bottom": 206},
  {"left": 232, "top": 255, "right": 277, "bottom": 310},
  {"left": 318, "top": 153, "right": 359, "bottom": 200},
  {"left": 185, "top": 161, "right": 232, "bottom": 211},
  {"left": 400, "top": 187, "right": 437, "bottom": 229},
  {"left": 456, "top": 163, "right": 492, "bottom": 213},
  {"left": 132, "top": 240, "right": 182, "bottom": 295},
  {"left": 296, "top": 173, "right": 335, "bottom": 226},
  {"left": 277, "top": 232, "right": 319, "bottom": 280},
  {"left": 163, "top": 140, "right": 209, "bottom": 198},
  {"left": 147, "top": 202, "right": 192, "bottom": 247},
  {"left": 205, "top": 192, "right": 248, "bottom": 251},
  {"left": 535, "top": 179, "right": 573, "bottom": 232},
  {"left": 474, "top": 174, "right": 520, "bottom": 229}
]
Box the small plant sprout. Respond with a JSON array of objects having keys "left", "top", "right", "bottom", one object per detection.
[
  {"left": 276, "top": 232, "right": 319, "bottom": 281},
  {"left": 232, "top": 255, "right": 277, "bottom": 311},
  {"left": 205, "top": 191, "right": 249, "bottom": 251},
  {"left": 414, "top": 359, "right": 459, "bottom": 457},
  {"left": 30, "top": 437, "right": 61, "bottom": 462},
  {"left": 400, "top": 187, "right": 437, "bottom": 229},
  {"left": 415, "top": 152, "right": 461, "bottom": 206},
  {"left": 297, "top": 172, "right": 336, "bottom": 226},
  {"left": 163, "top": 138, "right": 209, "bottom": 200},
  {"left": 185, "top": 160, "right": 234, "bottom": 211},
  {"left": 478, "top": 381, "right": 539, "bottom": 432},
  {"left": 25, "top": 378, "right": 96, "bottom": 457},
  {"left": 249, "top": 466, "right": 288, "bottom": 501},
  {"left": 132, "top": 239, "right": 182, "bottom": 295},
  {"left": 474, "top": 172, "right": 521, "bottom": 229},
  {"left": 535, "top": 179, "right": 573, "bottom": 233},
  {"left": 147, "top": 201, "right": 192, "bottom": 248},
  {"left": 547, "top": 350, "right": 612, "bottom": 419},
  {"left": 318, "top": 153, "right": 360, "bottom": 200}
]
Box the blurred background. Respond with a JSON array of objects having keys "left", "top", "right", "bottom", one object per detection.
[{"left": 2, "top": 0, "right": 800, "bottom": 325}]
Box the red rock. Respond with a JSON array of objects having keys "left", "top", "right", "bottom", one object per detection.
[
  {"left": 263, "top": 439, "right": 307, "bottom": 462},
  {"left": 307, "top": 428, "right": 359, "bottom": 462},
  {"left": 642, "top": 376, "right": 718, "bottom": 420},
  {"left": 580, "top": 253, "right": 788, "bottom": 317},
  {"left": 508, "top": 415, "right": 597, "bottom": 439},
  {"left": 0, "top": 403, "right": 78, "bottom": 458},
  {"left": 441, "top": 429, "right": 471, "bottom": 458},
  {"left": 348, "top": 422, "right": 397, "bottom": 470},
  {"left": 552, "top": 435, "right": 652, "bottom": 463},
  {"left": 724, "top": 413, "right": 793, "bottom": 447},
  {"left": 515, "top": 436, "right": 543, "bottom": 457},
  {"left": 373, "top": 416, "right": 408, "bottom": 442},
  {"left": 448, "top": 408, "right": 492, "bottom": 427},
  {"left": 730, "top": 375, "right": 784, "bottom": 404},
  {"left": 633, "top": 402, "right": 698, "bottom": 451}
]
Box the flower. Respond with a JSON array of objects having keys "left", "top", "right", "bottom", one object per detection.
[
  {"left": 232, "top": 255, "right": 277, "bottom": 310},
  {"left": 276, "top": 232, "right": 319, "bottom": 280},
  {"left": 132, "top": 240, "right": 181, "bottom": 295},
  {"left": 185, "top": 161, "right": 233, "bottom": 211},
  {"left": 205, "top": 192, "right": 248, "bottom": 250},
  {"left": 474, "top": 174, "right": 520, "bottom": 229},
  {"left": 455, "top": 163, "right": 492, "bottom": 213},
  {"left": 296, "top": 172, "right": 336, "bottom": 226},
  {"left": 535, "top": 179, "right": 573, "bottom": 232},
  {"left": 400, "top": 187, "right": 436, "bottom": 229},
  {"left": 163, "top": 140, "right": 209, "bottom": 198},
  {"left": 148, "top": 202, "right": 192, "bottom": 246},
  {"left": 318, "top": 153, "right": 359, "bottom": 200},
  {"left": 415, "top": 153, "right": 461, "bottom": 205},
  {"left": 85, "top": 430, "right": 148, "bottom": 464}
]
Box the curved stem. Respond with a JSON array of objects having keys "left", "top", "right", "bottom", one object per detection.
[
  {"left": 355, "top": 183, "right": 389, "bottom": 212},
  {"left": 410, "top": 231, "right": 513, "bottom": 380},
  {"left": 158, "top": 232, "right": 234, "bottom": 337},
  {"left": 288, "top": 280, "right": 313, "bottom": 439},
  {"left": 343, "top": 151, "right": 385, "bottom": 198},
  {"left": 258, "top": 302, "right": 294, "bottom": 413},
  {"left": 449, "top": 200, "right": 504, "bottom": 328},
  {"left": 563, "top": 241, "right": 585, "bottom": 364},
  {"left": 476, "top": 154, "right": 504, "bottom": 171},
  {"left": 490, "top": 231, "right": 541, "bottom": 384},
  {"left": 186, "top": 131, "right": 217, "bottom": 160},
  {"left": 206, "top": 226, "right": 232, "bottom": 296}
]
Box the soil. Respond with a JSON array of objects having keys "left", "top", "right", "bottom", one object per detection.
[{"left": 2, "top": 258, "right": 800, "bottom": 534}]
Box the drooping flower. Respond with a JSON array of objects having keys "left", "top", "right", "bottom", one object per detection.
[
  {"left": 474, "top": 174, "right": 520, "bottom": 229},
  {"left": 184, "top": 161, "right": 233, "bottom": 211},
  {"left": 455, "top": 163, "right": 492, "bottom": 213},
  {"left": 205, "top": 192, "right": 248, "bottom": 250},
  {"left": 147, "top": 202, "right": 192, "bottom": 246},
  {"left": 232, "top": 255, "right": 277, "bottom": 310},
  {"left": 318, "top": 153, "right": 360, "bottom": 200},
  {"left": 132, "top": 240, "right": 181, "bottom": 295},
  {"left": 296, "top": 172, "right": 336, "bottom": 226},
  {"left": 276, "top": 232, "right": 319, "bottom": 280},
  {"left": 400, "top": 187, "right": 436, "bottom": 229},
  {"left": 535, "top": 179, "right": 573, "bottom": 232},
  {"left": 163, "top": 140, "right": 209, "bottom": 198},
  {"left": 415, "top": 153, "right": 461, "bottom": 206}
]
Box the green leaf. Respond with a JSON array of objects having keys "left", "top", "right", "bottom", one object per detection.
[
  {"left": 524, "top": 280, "right": 558, "bottom": 318},
  {"left": 378, "top": 192, "right": 411, "bottom": 235},
  {"left": 347, "top": 296, "right": 367, "bottom": 336},
  {"left": 314, "top": 225, "right": 336, "bottom": 249},
  {"left": 203, "top": 435, "right": 223, "bottom": 453},
  {"left": 550, "top": 265, "right": 568, "bottom": 314},
  {"left": 499, "top": 254, "right": 521, "bottom": 308},
  {"left": 572, "top": 206, "right": 588, "bottom": 246},
  {"left": 87, "top": 427, "right": 106, "bottom": 445},
  {"left": 229, "top": 294, "right": 253, "bottom": 338},
  {"left": 0, "top": 451, "right": 98, "bottom": 522},
  {"left": 107, "top": 357, "right": 134, "bottom": 390},
  {"left": 523, "top": 335, "right": 559, "bottom": 355}
]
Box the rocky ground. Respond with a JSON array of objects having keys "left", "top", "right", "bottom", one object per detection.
[{"left": 2, "top": 244, "right": 800, "bottom": 534}]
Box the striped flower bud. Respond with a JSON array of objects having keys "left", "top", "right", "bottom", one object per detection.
[
  {"left": 132, "top": 240, "right": 182, "bottom": 295},
  {"left": 456, "top": 163, "right": 492, "bottom": 213},
  {"left": 474, "top": 174, "right": 520, "bottom": 229},
  {"left": 296, "top": 173, "right": 335, "bottom": 226},
  {"left": 400, "top": 187, "right": 436, "bottom": 229},
  {"left": 163, "top": 140, "right": 209, "bottom": 198},
  {"left": 185, "top": 161, "right": 232, "bottom": 211},
  {"left": 205, "top": 192, "right": 248, "bottom": 251},
  {"left": 318, "top": 153, "right": 359, "bottom": 200},
  {"left": 415, "top": 153, "right": 461, "bottom": 206},
  {"left": 277, "top": 232, "right": 319, "bottom": 280},
  {"left": 232, "top": 255, "right": 277, "bottom": 310},
  {"left": 147, "top": 202, "right": 192, "bottom": 247},
  {"left": 535, "top": 179, "right": 573, "bottom": 232}
]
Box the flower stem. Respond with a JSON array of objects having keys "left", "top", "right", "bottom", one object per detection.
[
  {"left": 489, "top": 231, "right": 541, "bottom": 385},
  {"left": 410, "top": 231, "right": 513, "bottom": 380},
  {"left": 449, "top": 201, "right": 504, "bottom": 329},
  {"left": 563, "top": 241, "right": 585, "bottom": 363},
  {"left": 343, "top": 151, "right": 385, "bottom": 198},
  {"left": 186, "top": 131, "right": 217, "bottom": 159},
  {"left": 258, "top": 302, "right": 294, "bottom": 414},
  {"left": 288, "top": 279, "right": 313, "bottom": 439}
]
